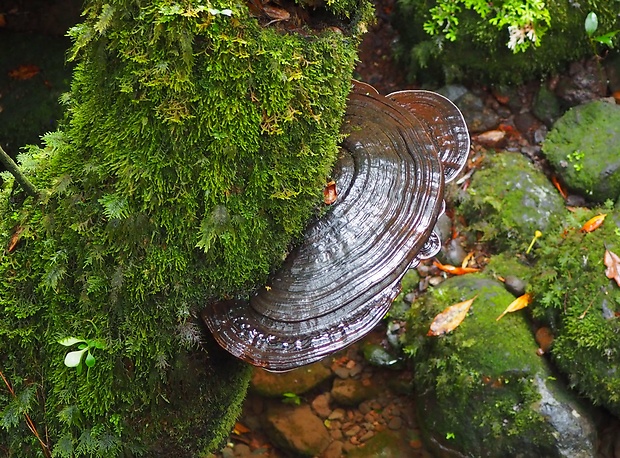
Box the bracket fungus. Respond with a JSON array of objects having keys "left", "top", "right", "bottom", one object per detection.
[{"left": 202, "top": 80, "right": 470, "bottom": 372}]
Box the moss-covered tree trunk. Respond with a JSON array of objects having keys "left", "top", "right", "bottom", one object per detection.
[{"left": 0, "top": 1, "right": 371, "bottom": 455}]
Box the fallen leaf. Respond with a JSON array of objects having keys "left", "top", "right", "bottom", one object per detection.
[
  {"left": 427, "top": 296, "right": 477, "bottom": 336},
  {"left": 496, "top": 293, "right": 531, "bottom": 321},
  {"left": 7, "top": 225, "right": 24, "bottom": 252},
  {"left": 433, "top": 260, "right": 480, "bottom": 275},
  {"left": 233, "top": 421, "right": 250, "bottom": 434},
  {"left": 551, "top": 175, "right": 568, "bottom": 199},
  {"left": 604, "top": 249, "right": 620, "bottom": 287},
  {"left": 323, "top": 180, "right": 337, "bottom": 205},
  {"left": 8, "top": 64, "right": 41, "bottom": 80},
  {"left": 581, "top": 213, "right": 606, "bottom": 233},
  {"left": 461, "top": 252, "right": 475, "bottom": 269}
]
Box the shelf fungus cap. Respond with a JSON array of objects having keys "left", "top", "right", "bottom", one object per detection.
[{"left": 202, "top": 81, "right": 470, "bottom": 372}]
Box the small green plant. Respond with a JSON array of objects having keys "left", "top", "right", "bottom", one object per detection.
[
  {"left": 58, "top": 337, "right": 106, "bottom": 375},
  {"left": 585, "top": 11, "right": 620, "bottom": 48},
  {"left": 567, "top": 150, "right": 585, "bottom": 172},
  {"left": 423, "top": 0, "right": 551, "bottom": 53},
  {"left": 281, "top": 392, "right": 302, "bottom": 405}
]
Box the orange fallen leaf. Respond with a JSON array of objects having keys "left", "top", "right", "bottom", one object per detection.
[
  {"left": 8, "top": 64, "right": 41, "bottom": 80},
  {"left": 581, "top": 213, "right": 606, "bottom": 233},
  {"left": 427, "top": 296, "right": 477, "bottom": 336},
  {"left": 233, "top": 421, "right": 250, "bottom": 434},
  {"left": 604, "top": 249, "right": 620, "bottom": 287},
  {"left": 461, "top": 251, "right": 475, "bottom": 269},
  {"left": 323, "top": 180, "right": 337, "bottom": 205},
  {"left": 496, "top": 293, "right": 531, "bottom": 321},
  {"left": 433, "top": 260, "right": 480, "bottom": 275},
  {"left": 550, "top": 175, "right": 568, "bottom": 199},
  {"left": 7, "top": 225, "right": 24, "bottom": 252}
]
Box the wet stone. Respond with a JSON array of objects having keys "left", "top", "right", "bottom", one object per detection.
[
  {"left": 251, "top": 362, "right": 332, "bottom": 397},
  {"left": 322, "top": 440, "right": 343, "bottom": 458},
  {"left": 331, "top": 378, "right": 378, "bottom": 406},
  {"left": 311, "top": 393, "right": 332, "bottom": 419},
  {"left": 388, "top": 416, "right": 403, "bottom": 430},
  {"left": 264, "top": 404, "right": 330, "bottom": 457}
]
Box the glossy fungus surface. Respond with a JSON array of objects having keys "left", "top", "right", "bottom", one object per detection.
[{"left": 202, "top": 81, "right": 469, "bottom": 371}]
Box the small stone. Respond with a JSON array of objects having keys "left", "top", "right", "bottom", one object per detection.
[
  {"left": 504, "top": 275, "right": 527, "bottom": 296},
  {"left": 388, "top": 416, "right": 403, "bottom": 430},
  {"left": 344, "top": 425, "right": 361, "bottom": 437},
  {"left": 359, "top": 430, "right": 375, "bottom": 442},
  {"left": 331, "top": 378, "right": 378, "bottom": 406},
  {"left": 328, "top": 408, "right": 345, "bottom": 421},
  {"left": 311, "top": 393, "right": 332, "bottom": 419},
  {"left": 475, "top": 130, "right": 506, "bottom": 148},
  {"left": 221, "top": 446, "right": 235, "bottom": 458},
  {"left": 349, "top": 436, "right": 360, "bottom": 445},
  {"left": 331, "top": 364, "right": 350, "bottom": 379},
  {"left": 330, "top": 428, "right": 343, "bottom": 441},
  {"left": 233, "top": 443, "right": 251, "bottom": 457},
  {"left": 264, "top": 404, "right": 330, "bottom": 457},
  {"left": 322, "top": 440, "right": 343, "bottom": 458},
  {"left": 358, "top": 401, "right": 372, "bottom": 415}
]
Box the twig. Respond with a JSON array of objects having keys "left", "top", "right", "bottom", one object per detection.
[
  {"left": 0, "top": 369, "right": 51, "bottom": 457},
  {"left": 0, "top": 144, "right": 39, "bottom": 198}
]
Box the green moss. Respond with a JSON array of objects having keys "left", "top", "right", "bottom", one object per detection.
[
  {"left": 0, "top": 0, "right": 372, "bottom": 455},
  {"left": 531, "top": 208, "right": 620, "bottom": 416},
  {"left": 405, "top": 275, "right": 558, "bottom": 456},
  {"left": 394, "top": 0, "right": 620, "bottom": 85},
  {"left": 543, "top": 100, "right": 620, "bottom": 203},
  {"left": 457, "top": 152, "right": 566, "bottom": 253}
]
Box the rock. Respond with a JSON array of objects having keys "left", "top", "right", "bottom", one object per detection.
[
  {"left": 530, "top": 209, "right": 620, "bottom": 417},
  {"left": 474, "top": 129, "right": 507, "bottom": 148},
  {"left": 452, "top": 91, "right": 500, "bottom": 133},
  {"left": 346, "top": 429, "right": 416, "bottom": 458},
  {"left": 362, "top": 343, "right": 400, "bottom": 368},
  {"left": 250, "top": 362, "right": 332, "bottom": 397},
  {"left": 406, "top": 275, "right": 598, "bottom": 457},
  {"left": 605, "top": 52, "right": 620, "bottom": 93},
  {"left": 387, "top": 416, "right": 402, "bottom": 430},
  {"left": 331, "top": 378, "right": 378, "bottom": 406},
  {"left": 321, "top": 440, "right": 343, "bottom": 458},
  {"left": 264, "top": 404, "right": 330, "bottom": 457},
  {"left": 533, "top": 84, "right": 563, "bottom": 127},
  {"left": 503, "top": 275, "right": 527, "bottom": 296},
  {"left": 458, "top": 151, "right": 567, "bottom": 251},
  {"left": 543, "top": 100, "right": 620, "bottom": 203},
  {"left": 556, "top": 59, "right": 607, "bottom": 107},
  {"left": 311, "top": 393, "right": 332, "bottom": 419}
]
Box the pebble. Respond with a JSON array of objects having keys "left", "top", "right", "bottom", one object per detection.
[
  {"left": 359, "top": 430, "right": 375, "bottom": 442},
  {"left": 322, "top": 440, "right": 343, "bottom": 458},
  {"left": 311, "top": 393, "right": 332, "bottom": 419},
  {"left": 345, "top": 425, "right": 361, "bottom": 437},
  {"left": 331, "top": 364, "right": 350, "bottom": 379},
  {"left": 328, "top": 408, "right": 345, "bottom": 421},
  {"left": 388, "top": 416, "right": 403, "bottom": 430}
]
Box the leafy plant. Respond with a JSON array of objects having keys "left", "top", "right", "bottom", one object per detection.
[
  {"left": 281, "top": 392, "right": 302, "bottom": 405},
  {"left": 58, "top": 337, "right": 106, "bottom": 375},
  {"left": 585, "top": 11, "right": 620, "bottom": 48},
  {"left": 423, "top": 0, "right": 551, "bottom": 53}
]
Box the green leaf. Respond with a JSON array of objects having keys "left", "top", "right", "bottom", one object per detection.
[
  {"left": 585, "top": 12, "right": 598, "bottom": 36},
  {"left": 64, "top": 348, "right": 87, "bottom": 367},
  {"left": 593, "top": 30, "right": 620, "bottom": 47},
  {"left": 58, "top": 337, "right": 86, "bottom": 346},
  {"left": 85, "top": 351, "right": 96, "bottom": 368}
]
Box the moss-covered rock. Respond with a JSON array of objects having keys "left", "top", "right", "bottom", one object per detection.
[
  {"left": 0, "top": 0, "right": 372, "bottom": 455},
  {"left": 531, "top": 208, "right": 620, "bottom": 417},
  {"left": 542, "top": 100, "right": 620, "bottom": 203},
  {"left": 405, "top": 275, "right": 597, "bottom": 457},
  {"left": 457, "top": 151, "right": 566, "bottom": 252},
  {"left": 394, "top": 0, "right": 620, "bottom": 85}
]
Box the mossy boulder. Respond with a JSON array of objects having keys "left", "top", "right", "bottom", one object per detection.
[
  {"left": 458, "top": 151, "right": 566, "bottom": 252},
  {"left": 405, "top": 275, "right": 597, "bottom": 457},
  {"left": 542, "top": 100, "right": 620, "bottom": 203},
  {"left": 531, "top": 208, "right": 620, "bottom": 417},
  {"left": 0, "top": 0, "right": 372, "bottom": 455},
  {"left": 394, "top": 0, "right": 620, "bottom": 85}
]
